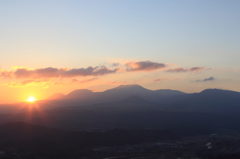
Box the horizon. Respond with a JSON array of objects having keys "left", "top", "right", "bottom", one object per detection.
[
  {"left": 1, "top": 1, "right": 240, "bottom": 103},
  {"left": 1, "top": 84, "right": 238, "bottom": 105}
]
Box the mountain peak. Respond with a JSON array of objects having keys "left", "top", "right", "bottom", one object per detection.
[
  {"left": 200, "top": 89, "right": 240, "bottom": 97},
  {"left": 68, "top": 89, "right": 93, "bottom": 94},
  {"left": 112, "top": 84, "right": 150, "bottom": 91},
  {"left": 47, "top": 93, "right": 65, "bottom": 100},
  {"left": 200, "top": 88, "right": 235, "bottom": 94},
  {"left": 66, "top": 89, "right": 94, "bottom": 99},
  {"left": 117, "top": 84, "right": 142, "bottom": 88}
]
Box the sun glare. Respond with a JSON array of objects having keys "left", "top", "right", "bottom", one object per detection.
[{"left": 27, "top": 96, "right": 36, "bottom": 102}]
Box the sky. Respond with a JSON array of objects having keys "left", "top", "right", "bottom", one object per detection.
[{"left": 0, "top": 0, "right": 240, "bottom": 103}]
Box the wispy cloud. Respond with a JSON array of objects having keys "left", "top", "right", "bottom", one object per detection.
[
  {"left": 191, "top": 77, "right": 216, "bottom": 82},
  {"left": 70, "top": 78, "right": 99, "bottom": 84},
  {"left": 166, "top": 67, "right": 210, "bottom": 73},
  {"left": 125, "top": 61, "right": 167, "bottom": 72},
  {"left": 203, "top": 77, "right": 215, "bottom": 81},
  {"left": 4, "top": 79, "right": 54, "bottom": 88},
  {"left": 111, "top": 63, "right": 120, "bottom": 67},
  {"left": 0, "top": 66, "right": 119, "bottom": 79},
  {"left": 109, "top": 81, "right": 128, "bottom": 85},
  {"left": 153, "top": 77, "right": 180, "bottom": 82},
  {"left": 153, "top": 78, "right": 170, "bottom": 82}
]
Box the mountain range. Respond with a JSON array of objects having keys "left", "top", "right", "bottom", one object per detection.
[
  {"left": 1, "top": 84, "right": 240, "bottom": 132},
  {"left": 45, "top": 84, "right": 240, "bottom": 117},
  {"left": 47, "top": 84, "right": 186, "bottom": 104}
]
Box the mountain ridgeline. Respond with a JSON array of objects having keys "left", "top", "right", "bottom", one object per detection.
[
  {"left": 48, "top": 84, "right": 186, "bottom": 104},
  {"left": 46, "top": 84, "right": 240, "bottom": 117},
  {"left": 1, "top": 84, "right": 240, "bottom": 132},
  {"left": 0, "top": 84, "right": 240, "bottom": 159}
]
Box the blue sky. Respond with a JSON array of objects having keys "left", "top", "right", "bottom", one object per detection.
[{"left": 0, "top": 0, "right": 240, "bottom": 103}]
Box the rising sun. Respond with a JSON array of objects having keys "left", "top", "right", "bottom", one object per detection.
[{"left": 26, "top": 96, "right": 36, "bottom": 102}]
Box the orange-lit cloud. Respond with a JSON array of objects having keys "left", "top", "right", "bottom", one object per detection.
[
  {"left": 109, "top": 81, "right": 128, "bottom": 85},
  {"left": 70, "top": 78, "right": 99, "bottom": 84},
  {"left": 166, "top": 67, "right": 210, "bottom": 73},
  {"left": 0, "top": 66, "right": 119, "bottom": 79},
  {"left": 125, "top": 61, "right": 167, "bottom": 72},
  {"left": 0, "top": 62, "right": 210, "bottom": 86},
  {"left": 4, "top": 79, "right": 52, "bottom": 88},
  {"left": 154, "top": 78, "right": 170, "bottom": 82}
]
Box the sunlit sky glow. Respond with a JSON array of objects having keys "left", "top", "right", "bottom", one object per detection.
[
  {"left": 26, "top": 96, "right": 36, "bottom": 102},
  {"left": 0, "top": 0, "right": 240, "bottom": 104}
]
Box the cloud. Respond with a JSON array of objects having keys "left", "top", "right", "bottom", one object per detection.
[
  {"left": 70, "top": 79, "right": 79, "bottom": 83},
  {"left": 80, "top": 78, "right": 98, "bottom": 83},
  {"left": 153, "top": 77, "right": 180, "bottom": 82},
  {"left": 111, "top": 63, "right": 120, "bottom": 67},
  {"left": 0, "top": 66, "right": 119, "bottom": 79},
  {"left": 109, "top": 81, "right": 128, "bottom": 85},
  {"left": 166, "top": 67, "right": 210, "bottom": 73},
  {"left": 4, "top": 79, "right": 52, "bottom": 88},
  {"left": 125, "top": 61, "right": 167, "bottom": 72},
  {"left": 62, "top": 66, "right": 118, "bottom": 77},
  {"left": 70, "top": 78, "right": 99, "bottom": 84},
  {"left": 0, "top": 71, "right": 13, "bottom": 78},
  {"left": 53, "top": 81, "right": 64, "bottom": 85},
  {"left": 192, "top": 77, "right": 216, "bottom": 82},
  {"left": 203, "top": 77, "right": 215, "bottom": 81},
  {"left": 154, "top": 78, "right": 170, "bottom": 82}
]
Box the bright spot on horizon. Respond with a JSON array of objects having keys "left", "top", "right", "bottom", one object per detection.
[{"left": 26, "top": 96, "right": 36, "bottom": 102}]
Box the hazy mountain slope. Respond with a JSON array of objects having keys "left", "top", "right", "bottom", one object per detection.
[
  {"left": 82, "top": 95, "right": 165, "bottom": 112},
  {"left": 163, "top": 89, "right": 240, "bottom": 116},
  {"left": 154, "top": 89, "right": 186, "bottom": 98},
  {"left": 97, "top": 84, "right": 187, "bottom": 103},
  {"left": 92, "top": 84, "right": 154, "bottom": 103},
  {"left": 65, "top": 89, "right": 94, "bottom": 99},
  {"left": 47, "top": 93, "right": 66, "bottom": 100},
  {"left": 48, "top": 84, "right": 187, "bottom": 105}
]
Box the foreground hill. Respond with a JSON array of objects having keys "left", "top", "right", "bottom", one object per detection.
[
  {"left": 3, "top": 104, "right": 239, "bottom": 132},
  {"left": 0, "top": 122, "right": 182, "bottom": 158}
]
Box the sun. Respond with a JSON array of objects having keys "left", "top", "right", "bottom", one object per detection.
[{"left": 26, "top": 96, "right": 36, "bottom": 102}]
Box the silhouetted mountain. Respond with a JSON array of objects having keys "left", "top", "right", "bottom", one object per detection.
[
  {"left": 2, "top": 86, "right": 240, "bottom": 138},
  {"left": 154, "top": 89, "right": 186, "bottom": 98},
  {"left": 98, "top": 85, "right": 186, "bottom": 102},
  {"left": 45, "top": 85, "right": 187, "bottom": 105},
  {"left": 83, "top": 95, "right": 162, "bottom": 112},
  {"left": 35, "top": 86, "right": 240, "bottom": 119},
  {"left": 94, "top": 84, "right": 153, "bottom": 103},
  {"left": 109, "top": 84, "right": 150, "bottom": 93},
  {"left": 47, "top": 93, "right": 65, "bottom": 100},
  {"left": 65, "top": 89, "right": 94, "bottom": 99},
  {"left": 122, "top": 95, "right": 148, "bottom": 103},
  {"left": 163, "top": 88, "right": 240, "bottom": 117},
  {"left": 101, "top": 85, "right": 186, "bottom": 101}
]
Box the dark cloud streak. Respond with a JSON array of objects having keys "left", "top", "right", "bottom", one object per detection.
[
  {"left": 126, "top": 61, "right": 167, "bottom": 72},
  {"left": 1, "top": 66, "right": 118, "bottom": 79},
  {"left": 192, "top": 77, "right": 216, "bottom": 82},
  {"left": 166, "top": 67, "right": 210, "bottom": 73}
]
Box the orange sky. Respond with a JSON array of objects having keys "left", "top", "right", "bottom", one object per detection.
[
  {"left": 1, "top": 1, "right": 240, "bottom": 104},
  {"left": 1, "top": 61, "right": 239, "bottom": 104}
]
